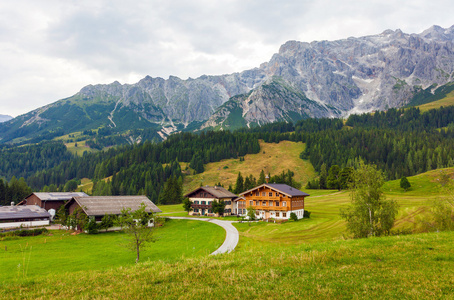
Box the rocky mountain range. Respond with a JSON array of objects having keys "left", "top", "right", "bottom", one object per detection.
[
  {"left": 1, "top": 25, "right": 454, "bottom": 144},
  {"left": 0, "top": 115, "right": 12, "bottom": 123}
]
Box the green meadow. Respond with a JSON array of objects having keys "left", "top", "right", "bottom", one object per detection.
[
  {"left": 2, "top": 231, "right": 453, "bottom": 299},
  {"left": 0, "top": 219, "right": 225, "bottom": 282},
  {"left": 1, "top": 168, "right": 454, "bottom": 298}
]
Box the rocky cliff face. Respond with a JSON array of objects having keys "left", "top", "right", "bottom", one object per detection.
[{"left": 1, "top": 25, "right": 454, "bottom": 143}]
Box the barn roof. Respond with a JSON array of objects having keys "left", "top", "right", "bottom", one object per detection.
[
  {"left": 26, "top": 192, "right": 89, "bottom": 201},
  {"left": 68, "top": 195, "right": 161, "bottom": 216},
  {"left": 184, "top": 186, "right": 237, "bottom": 199},
  {"left": 239, "top": 183, "right": 310, "bottom": 197},
  {"left": 0, "top": 205, "right": 51, "bottom": 220}
]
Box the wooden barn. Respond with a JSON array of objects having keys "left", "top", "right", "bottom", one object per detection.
[{"left": 22, "top": 192, "right": 89, "bottom": 211}]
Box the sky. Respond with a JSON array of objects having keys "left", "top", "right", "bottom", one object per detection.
[{"left": 0, "top": 0, "right": 453, "bottom": 117}]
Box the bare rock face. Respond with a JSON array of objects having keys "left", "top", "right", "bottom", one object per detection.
[{"left": 2, "top": 25, "right": 454, "bottom": 142}]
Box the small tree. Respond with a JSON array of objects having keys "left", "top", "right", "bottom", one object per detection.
[
  {"left": 289, "top": 212, "right": 298, "bottom": 221},
  {"left": 182, "top": 197, "right": 192, "bottom": 214},
  {"left": 118, "top": 203, "right": 155, "bottom": 263},
  {"left": 212, "top": 199, "right": 226, "bottom": 216},
  {"left": 400, "top": 176, "right": 411, "bottom": 192},
  {"left": 99, "top": 214, "right": 116, "bottom": 232},
  {"left": 340, "top": 163, "right": 399, "bottom": 238},
  {"left": 68, "top": 206, "right": 88, "bottom": 231},
  {"left": 247, "top": 207, "right": 256, "bottom": 226}
]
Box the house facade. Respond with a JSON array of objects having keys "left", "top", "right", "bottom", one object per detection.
[
  {"left": 185, "top": 186, "right": 237, "bottom": 216},
  {"left": 237, "top": 183, "right": 309, "bottom": 220}
]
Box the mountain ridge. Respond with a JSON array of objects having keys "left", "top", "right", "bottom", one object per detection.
[{"left": 1, "top": 24, "right": 454, "bottom": 143}]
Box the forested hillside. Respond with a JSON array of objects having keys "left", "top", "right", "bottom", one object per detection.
[{"left": 1, "top": 105, "right": 454, "bottom": 204}]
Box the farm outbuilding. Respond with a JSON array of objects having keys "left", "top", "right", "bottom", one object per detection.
[
  {"left": 65, "top": 195, "right": 162, "bottom": 221},
  {"left": 0, "top": 205, "right": 51, "bottom": 229}
]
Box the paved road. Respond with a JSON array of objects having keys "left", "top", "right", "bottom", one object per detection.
[{"left": 166, "top": 217, "right": 239, "bottom": 255}]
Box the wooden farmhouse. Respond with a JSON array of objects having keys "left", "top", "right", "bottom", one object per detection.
[
  {"left": 185, "top": 186, "right": 237, "bottom": 216},
  {"left": 65, "top": 195, "right": 161, "bottom": 223},
  {"left": 0, "top": 205, "right": 51, "bottom": 229},
  {"left": 236, "top": 183, "right": 309, "bottom": 220},
  {"left": 22, "top": 192, "right": 89, "bottom": 211}
]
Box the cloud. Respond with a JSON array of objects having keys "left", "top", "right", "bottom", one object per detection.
[{"left": 0, "top": 0, "right": 453, "bottom": 116}]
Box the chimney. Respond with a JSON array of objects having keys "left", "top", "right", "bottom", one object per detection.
[{"left": 265, "top": 175, "right": 269, "bottom": 183}]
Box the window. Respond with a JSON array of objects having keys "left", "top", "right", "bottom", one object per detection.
[
  {"left": 256, "top": 211, "right": 259, "bottom": 215},
  {"left": 283, "top": 212, "right": 287, "bottom": 218},
  {"left": 194, "top": 200, "right": 199, "bottom": 204},
  {"left": 201, "top": 201, "right": 206, "bottom": 205},
  {"left": 249, "top": 200, "right": 253, "bottom": 206},
  {"left": 193, "top": 208, "right": 199, "bottom": 213},
  {"left": 276, "top": 201, "right": 279, "bottom": 206},
  {"left": 262, "top": 201, "right": 267, "bottom": 206},
  {"left": 208, "top": 209, "right": 212, "bottom": 213},
  {"left": 269, "top": 192, "right": 273, "bottom": 197},
  {"left": 283, "top": 201, "right": 287, "bottom": 207},
  {"left": 276, "top": 212, "right": 280, "bottom": 218},
  {"left": 225, "top": 201, "right": 231, "bottom": 205},
  {"left": 269, "top": 201, "right": 273, "bottom": 206},
  {"left": 276, "top": 192, "right": 279, "bottom": 197},
  {"left": 262, "top": 192, "right": 266, "bottom": 196},
  {"left": 255, "top": 192, "right": 259, "bottom": 196}
]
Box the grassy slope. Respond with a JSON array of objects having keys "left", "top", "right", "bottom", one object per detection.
[
  {"left": 183, "top": 140, "right": 315, "bottom": 194},
  {"left": 0, "top": 219, "right": 224, "bottom": 282},
  {"left": 416, "top": 90, "right": 454, "bottom": 112},
  {"left": 2, "top": 231, "right": 453, "bottom": 299},
  {"left": 233, "top": 168, "right": 451, "bottom": 249}
]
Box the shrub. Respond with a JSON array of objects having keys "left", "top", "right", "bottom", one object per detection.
[
  {"left": 303, "top": 210, "right": 311, "bottom": 218},
  {"left": 290, "top": 212, "right": 298, "bottom": 221},
  {"left": 85, "top": 219, "right": 99, "bottom": 234}
]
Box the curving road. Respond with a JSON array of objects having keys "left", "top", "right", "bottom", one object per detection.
[{"left": 166, "top": 217, "right": 239, "bottom": 255}]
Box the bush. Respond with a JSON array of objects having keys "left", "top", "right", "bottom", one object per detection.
[
  {"left": 85, "top": 219, "right": 99, "bottom": 234},
  {"left": 303, "top": 210, "right": 311, "bottom": 218},
  {"left": 0, "top": 228, "right": 48, "bottom": 237},
  {"left": 290, "top": 212, "right": 298, "bottom": 221}
]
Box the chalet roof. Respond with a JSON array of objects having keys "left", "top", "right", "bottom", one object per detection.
[
  {"left": 239, "top": 183, "right": 310, "bottom": 197},
  {"left": 184, "top": 186, "right": 237, "bottom": 199},
  {"left": 68, "top": 195, "right": 162, "bottom": 216},
  {"left": 26, "top": 192, "right": 89, "bottom": 201},
  {"left": 0, "top": 205, "right": 51, "bottom": 220}
]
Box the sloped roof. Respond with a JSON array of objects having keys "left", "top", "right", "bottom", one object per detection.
[
  {"left": 27, "top": 192, "right": 89, "bottom": 201},
  {"left": 184, "top": 186, "right": 237, "bottom": 199},
  {"left": 69, "top": 195, "right": 161, "bottom": 216},
  {"left": 0, "top": 205, "right": 51, "bottom": 220},
  {"left": 239, "top": 183, "right": 310, "bottom": 197}
]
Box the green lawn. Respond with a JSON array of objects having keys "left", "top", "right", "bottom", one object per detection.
[{"left": 0, "top": 219, "right": 225, "bottom": 282}]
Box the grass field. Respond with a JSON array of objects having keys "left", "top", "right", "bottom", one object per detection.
[
  {"left": 183, "top": 140, "right": 315, "bottom": 194},
  {"left": 232, "top": 168, "right": 451, "bottom": 249},
  {"left": 2, "top": 231, "right": 453, "bottom": 299},
  {"left": 416, "top": 90, "right": 454, "bottom": 112},
  {"left": 1, "top": 168, "right": 454, "bottom": 298},
  {"left": 0, "top": 219, "right": 225, "bottom": 282}
]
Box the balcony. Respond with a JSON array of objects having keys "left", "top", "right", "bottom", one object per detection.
[
  {"left": 248, "top": 205, "right": 289, "bottom": 211},
  {"left": 191, "top": 204, "right": 211, "bottom": 209}
]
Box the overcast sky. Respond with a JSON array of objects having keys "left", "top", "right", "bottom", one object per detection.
[{"left": 0, "top": 0, "right": 453, "bottom": 117}]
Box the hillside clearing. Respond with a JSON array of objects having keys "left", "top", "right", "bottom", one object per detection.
[
  {"left": 183, "top": 140, "right": 315, "bottom": 193},
  {"left": 416, "top": 90, "right": 454, "bottom": 112}
]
